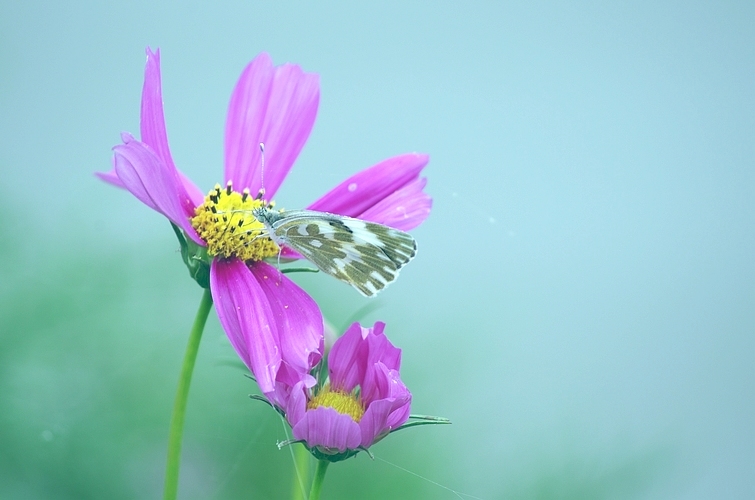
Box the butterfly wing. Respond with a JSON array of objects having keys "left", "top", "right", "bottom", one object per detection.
[{"left": 270, "top": 210, "right": 417, "bottom": 297}]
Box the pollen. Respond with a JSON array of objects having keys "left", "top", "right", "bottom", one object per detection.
[
  {"left": 191, "top": 182, "right": 279, "bottom": 262},
  {"left": 307, "top": 385, "right": 365, "bottom": 423}
]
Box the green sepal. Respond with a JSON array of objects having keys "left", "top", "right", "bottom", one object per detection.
[
  {"left": 309, "top": 446, "right": 361, "bottom": 463},
  {"left": 390, "top": 414, "right": 452, "bottom": 434},
  {"left": 277, "top": 438, "right": 364, "bottom": 463},
  {"left": 171, "top": 222, "right": 211, "bottom": 289}
]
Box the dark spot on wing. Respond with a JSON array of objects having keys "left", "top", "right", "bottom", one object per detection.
[{"left": 329, "top": 220, "right": 353, "bottom": 233}]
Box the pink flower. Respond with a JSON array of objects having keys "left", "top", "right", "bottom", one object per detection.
[
  {"left": 97, "top": 48, "right": 431, "bottom": 399},
  {"left": 282, "top": 322, "right": 411, "bottom": 460}
]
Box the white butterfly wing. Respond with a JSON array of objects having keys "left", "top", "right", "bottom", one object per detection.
[{"left": 269, "top": 210, "right": 417, "bottom": 297}]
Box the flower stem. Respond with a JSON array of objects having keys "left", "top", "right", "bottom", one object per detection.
[
  {"left": 163, "top": 288, "right": 213, "bottom": 500},
  {"left": 291, "top": 444, "right": 310, "bottom": 500},
  {"left": 308, "top": 459, "right": 330, "bottom": 500}
]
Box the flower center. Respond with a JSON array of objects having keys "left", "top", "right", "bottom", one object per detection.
[
  {"left": 191, "top": 182, "right": 279, "bottom": 262},
  {"left": 307, "top": 385, "right": 365, "bottom": 423}
]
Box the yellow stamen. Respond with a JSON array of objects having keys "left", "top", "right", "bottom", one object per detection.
[
  {"left": 191, "top": 182, "right": 279, "bottom": 262},
  {"left": 307, "top": 385, "right": 365, "bottom": 423}
]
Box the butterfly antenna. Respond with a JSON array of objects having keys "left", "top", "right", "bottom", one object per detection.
[{"left": 257, "top": 142, "right": 266, "bottom": 200}]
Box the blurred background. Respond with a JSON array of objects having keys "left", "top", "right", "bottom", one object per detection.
[{"left": 1, "top": 1, "right": 753, "bottom": 498}]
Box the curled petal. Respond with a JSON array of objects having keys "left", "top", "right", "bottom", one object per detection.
[
  {"left": 358, "top": 398, "right": 394, "bottom": 447},
  {"left": 97, "top": 160, "right": 204, "bottom": 209},
  {"left": 112, "top": 138, "right": 202, "bottom": 243},
  {"left": 96, "top": 169, "right": 124, "bottom": 187},
  {"left": 384, "top": 378, "right": 412, "bottom": 430},
  {"left": 365, "top": 362, "right": 411, "bottom": 417},
  {"left": 95, "top": 156, "right": 125, "bottom": 188},
  {"left": 361, "top": 335, "right": 402, "bottom": 406},
  {"left": 327, "top": 322, "right": 368, "bottom": 392},
  {"left": 357, "top": 177, "right": 432, "bottom": 231},
  {"left": 98, "top": 136, "right": 136, "bottom": 190},
  {"left": 273, "top": 364, "right": 317, "bottom": 404},
  {"left": 224, "top": 53, "right": 320, "bottom": 197},
  {"left": 359, "top": 366, "right": 411, "bottom": 447},
  {"left": 292, "top": 407, "right": 362, "bottom": 452},
  {"left": 329, "top": 321, "right": 402, "bottom": 398},
  {"left": 282, "top": 379, "right": 309, "bottom": 427},
  {"left": 267, "top": 370, "right": 316, "bottom": 416},
  {"left": 307, "top": 153, "right": 429, "bottom": 218},
  {"left": 210, "top": 259, "right": 281, "bottom": 394},
  {"left": 364, "top": 321, "right": 400, "bottom": 373}
]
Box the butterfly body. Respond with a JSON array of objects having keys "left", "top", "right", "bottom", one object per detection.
[{"left": 252, "top": 207, "right": 417, "bottom": 297}]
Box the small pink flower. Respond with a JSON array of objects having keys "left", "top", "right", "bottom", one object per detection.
[
  {"left": 97, "top": 49, "right": 431, "bottom": 399},
  {"left": 282, "top": 322, "right": 411, "bottom": 460}
]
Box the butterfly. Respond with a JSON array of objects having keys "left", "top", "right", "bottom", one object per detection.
[{"left": 251, "top": 206, "right": 417, "bottom": 297}]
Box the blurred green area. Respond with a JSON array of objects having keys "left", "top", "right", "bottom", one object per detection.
[
  {"left": 0, "top": 217, "right": 669, "bottom": 499},
  {"left": 0, "top": 208, "right": 438, "bottom": 498}
]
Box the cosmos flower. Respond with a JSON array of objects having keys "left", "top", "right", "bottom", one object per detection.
[
  {"left": 97, "top": 48, "right": 431, "bottom": 398},
  {"left": 281, "top": 322, "right": 411, "bottom": 461}
]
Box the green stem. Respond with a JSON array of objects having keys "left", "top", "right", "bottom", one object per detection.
[
  {"left": 291, "top": 444, "right": 310, "bottom": 500},
  {"left": 163, "top": 289, "right": 213, "bottom": 500},
  {"left": 308, "top": 460, "right": 330, "bottom": 500}
]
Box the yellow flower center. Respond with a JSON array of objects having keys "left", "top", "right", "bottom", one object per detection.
[
  {"left": 190, "top": 182, "right": 279, "bottom": 262},
  {"left": 307, "top": 385, "right": 365, "bottom": 423}
]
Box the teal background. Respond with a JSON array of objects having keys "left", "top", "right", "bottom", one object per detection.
[{"left": 1, "top": 1, "right": 753, "bottom": 498}]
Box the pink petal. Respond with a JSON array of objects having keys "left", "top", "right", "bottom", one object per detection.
[
  {"left": 357, "top": 177, "right": 432, "bottom": 231},
  {"left": 112, "top": 138, "right": 202, "bottom": 243},
  {"left": 279, "top": 247, "right": 303, "bottom": 259},
  {"left": 385, "top": 381, "right": 412, "bottom": 430},
  {"left": 274, "top": 363, "right": 317, "bottom": 398},
  {"left": 360, "top": 326, "right": 402, "bottom": 405},
  {"left": 292, "top": 407, "right": 362, "bottom": 452},
  {"left": 364, "top": 321, "right": 401, "bottom": 373},
  {"left": 139, "top": 47, "right": 205, "bottom": 208},
  {"left": 307, "top": 153, "right": 429, "bottom": 218},
  {"left": 363, "top": 362, "right": 410, "bottom": 413},
  {"left": 98, "top": 152, "right": 204, "bottom": 209},
  {"left": 358, "top": 398, "right": 394, "bottom": 448},
  {"left": 97, "top": 138, "right": 131, "bottom": 190},
  {"left": 210, "top": 258, "right": 281, "bottom": 394},
  {"left": 140, "top": 48, "right": 176, "bottom": 179},
  {"left": 224, "top": 53, "right": 320, "bottom": 197},
  {"left": 249, "top": 262, "right": 324, "bottom": 378},
  {"left": 176, "top": 170, "right": 206, "bottom": 209},
  {"left": 282, "top": 379, "right": 309, "bottom": 427},
  {"left": 266, "top": 371, "right": 315, "bottom": 417},
  {"left": 95, "top": 167, "right": 125, "bottom": 189},
  {"left": 328, "top": 322, "right": 368, "bottom": 392},
  {"left": 359, "top": 367, "right": 411, "bottom": 447}
]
